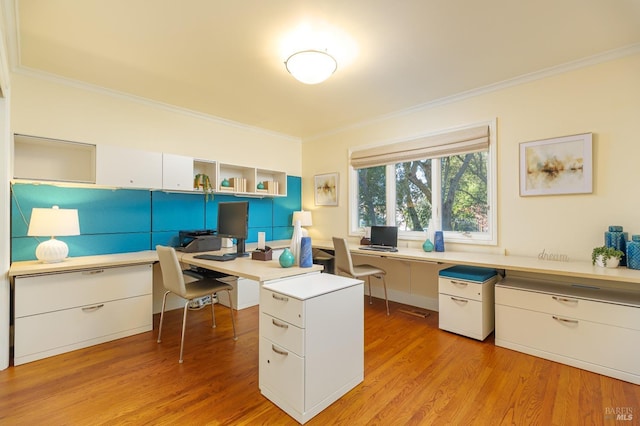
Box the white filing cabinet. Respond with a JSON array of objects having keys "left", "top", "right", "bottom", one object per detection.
[
  {"left": 438, "top": 265, "right": 498, "bottom": 341},
  {"left": 259, "top": 273, "right": 363, "bottom": 424},
  {"left": 495, "top": 277, "right": 640, "bottom": 385},
  {"left": 216, "top": 276, "right": 260, "bottom": 310},
  {"left": 14, "top": 264, "right": 153, "bottom": 365}
]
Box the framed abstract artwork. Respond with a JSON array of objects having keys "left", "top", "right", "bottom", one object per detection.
[
  {"left": 519, "top": 133, "right": 593, "bottom": 196},
  {"left": 314, "top": 173, "right": 339, "bottom": 206}
]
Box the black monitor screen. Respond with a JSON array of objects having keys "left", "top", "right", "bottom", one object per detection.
[
  {"left": 370, "top": 226, "right": 398, "bottom": 247},
  {"left": 217, "top": 201, "right": 249, "bottom": 256}
]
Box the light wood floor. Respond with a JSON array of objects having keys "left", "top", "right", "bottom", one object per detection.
[{"left": 1, "top": 298, "right": 638, "bottom": 425}]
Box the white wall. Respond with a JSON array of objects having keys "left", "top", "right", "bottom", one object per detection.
[
  {"left": 303, "top": 53, "right": 640, "bottom": 262},
  {"left": 10, "top": 72, "right": 302, "bottom": 176}
]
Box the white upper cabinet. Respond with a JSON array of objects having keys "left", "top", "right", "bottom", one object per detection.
[
  {"left": 162, "top": 153, "right": 194, "bottom": 191},
  {"left": 13, "top": 134, "right": 96, "bottom": 183},
  {"left": 96, "top": 145, "right": 162, "bottom": 189}
]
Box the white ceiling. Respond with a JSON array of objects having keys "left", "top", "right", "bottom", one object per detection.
[{"left": 8, "top": 0, "right": 640, "bottom": 139}]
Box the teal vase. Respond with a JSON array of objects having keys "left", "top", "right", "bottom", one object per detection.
[
  {"left": 422, "top": 238, "right": 434, "bottom": 252},
  {"left": 279, "top": 248, "right": 295, "bottom": 268}
]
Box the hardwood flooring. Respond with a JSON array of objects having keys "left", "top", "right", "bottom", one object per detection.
[{"left": 0, "top": 298, "right": 638, "bottom": 425}]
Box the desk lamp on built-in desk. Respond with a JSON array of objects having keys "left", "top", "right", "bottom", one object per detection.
[
  {"left": 292, "top": 210, "right": 313, "bottom": 237},
  {"left": 27, "top": 205, "right": 80, "bottom": 263}
]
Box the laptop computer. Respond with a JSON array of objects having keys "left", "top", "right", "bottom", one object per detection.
[{"left": 360, "top": 226, "right": 398, "bottom": 252}]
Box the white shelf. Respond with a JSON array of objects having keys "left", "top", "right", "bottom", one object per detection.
[
  {"left": 12, "top": 134, "right": 288, "bottom": 197},
  {"left": 13, "top": 134, "right": 96, "bottom": 184}
]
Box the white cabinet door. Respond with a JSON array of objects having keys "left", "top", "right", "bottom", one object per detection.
[
  {"left": 96, "top": 144, "right": 162, "bottom": 188},
  {"left": 162, "top": 153, "right": 194, "bottom": 191}
]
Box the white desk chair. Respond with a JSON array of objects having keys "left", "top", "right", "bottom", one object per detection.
[
  {"left": 156, "top": 245, "right": 237, "bottom": 363},
  {"left": 332, "top": 237, "right": 390, "bottom": 315}
]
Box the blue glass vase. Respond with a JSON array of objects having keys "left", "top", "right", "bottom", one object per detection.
[
  {"left": 279, "top": 248, "right": 295, "bottom": 268},
  {"left": 300, "top": 237, "right": 313, "bottom": 267},
  {"left": 605, "top": 225, "right": 628, "bottom": 266},
  {"left": 434, "top": 231, "right": 445, "bottom": 252},
  {"left": 627, "top": 235, "right": 640, "bottom": 270}
]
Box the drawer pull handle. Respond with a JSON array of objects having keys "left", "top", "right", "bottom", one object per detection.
[
  {"left": 272, "top": 319, "right": 289, "bottom": 329},
  {"left": 82, "top": 304, "right": 105, "bottom": 312},
  {"left": 552, "top": 296, "right": 578, "bottom": 304},
  {"left": 272, "top": 294, "right": 289, "bottom": 302},
  {"left": 553, "top": 315, "right": 578, "bottom": 324},
  {"left": 450, "top": 297, "right": 468, "bottom": 303},
  {"left": 83, "top": 269, "right": 105, "bottom": 275},
  {"left": 450, "top": 280, "right": 468, "bottom": 287},
  {"left": 272, "top": 345, "right": 288, "bottom": 356}
]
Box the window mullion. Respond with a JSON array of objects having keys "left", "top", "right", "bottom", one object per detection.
[
  {"left": 432, "top": 159, "right": 442, "bottom": 230},
  {"left": 386, "top": 164, "right": 396, "bottom": 226}
]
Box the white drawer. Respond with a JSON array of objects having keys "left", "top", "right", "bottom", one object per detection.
[
  {"left": 15, "top": 264, "right": 153, "bottom": 317},
  {"left": 14, "top": 294, "right": 152, "bottom": 364},
  {"left": 496, "top": 285, "right": 640, "bottom": 330},
  {"left": 260, "top": 288, "right": 304, "bottom": 328},
  {"left": 259, "top": 337, "right": 304, "bottom": 410},
  {"left": 260, "top": 312, "right": 305, "bottom": 357},
  {"left": 438, "top": 294, "right": 491, "bottom": 340},
  {"left": 439, "top": 277, "right": 493, "bottom": 302},
  {"left": 496, "top": 304, "right": 640, "bottom": 377}
]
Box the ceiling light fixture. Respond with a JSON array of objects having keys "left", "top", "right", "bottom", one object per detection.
[{"left": 285, "top": 50, "right": 337, "bottom": 84}]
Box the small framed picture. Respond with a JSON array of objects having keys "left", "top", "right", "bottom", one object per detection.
[
  {"left": 314, "top": 173, "right": 339, "bottom": 206},
  {"left": 519, "top": 133, "right": 593, "bottom": 196}
]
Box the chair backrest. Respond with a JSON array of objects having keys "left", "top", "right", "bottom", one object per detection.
[
  {"left": 332, "top": 237, "right": 356, "bottom": 277},
  {"left": 156, "top": 245, "right": 188, "bottom": 298}
]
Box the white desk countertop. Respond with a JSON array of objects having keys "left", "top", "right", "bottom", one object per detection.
[{"left": 313, "top": 239, "right": 640, "bottom": 285}]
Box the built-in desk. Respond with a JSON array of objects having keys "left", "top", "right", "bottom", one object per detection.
[{"left": 314, "top": 238, "right": 640, "bottom": 384}]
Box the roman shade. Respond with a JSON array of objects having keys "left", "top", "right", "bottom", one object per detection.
[{"left": 350, "top": 125, "right": 489, "bottom": 169}]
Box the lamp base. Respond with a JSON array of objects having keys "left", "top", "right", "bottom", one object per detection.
[{"left": 35, "top": 238, "right": 69, "bottom": 263}]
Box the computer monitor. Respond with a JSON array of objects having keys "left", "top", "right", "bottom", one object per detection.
[
  {"left": 370, "top": 226, "right": 398, "bottom": 248},
  {"left": 216, "top": 201, "right": 249, "bottom": 257}
]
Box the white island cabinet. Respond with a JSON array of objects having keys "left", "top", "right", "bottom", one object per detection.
[{"left": 259, "top": 273, "right": 364, "bottom": 424}]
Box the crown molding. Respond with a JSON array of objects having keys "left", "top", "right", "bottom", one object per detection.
[{"left": 304, "top": 43, "right": 640, "bottom": 143}]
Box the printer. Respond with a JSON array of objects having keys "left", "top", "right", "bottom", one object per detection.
[{"left": 176, "top": 229, "right": 222, "bottom": 253}]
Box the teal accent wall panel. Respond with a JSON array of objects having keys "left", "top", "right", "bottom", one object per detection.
[
  {"left": 272, "top": 226, "right": 294, "bottom": 241},
  {"left": 152, "top": 191, "right": 205, "bottom": 232},
  {"left": 152, "top": 231, "right": 180, "bottom": 248},
  {"left": 12, "top": 233, "right": 149, "bottom": 262},
  {"left": 10, "top": 176, "right": 302, "bottom": 260},
  {"left": 273, "top": 176, "right": 301, "bottom": 227},
  {"left": 11, "top": 183, "right": 150, "bottom": 236}
]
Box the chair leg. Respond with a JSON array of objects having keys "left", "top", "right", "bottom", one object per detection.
[
  {"left": 157, "top": 290, "right": 170, "bottom": 343},
  {"left": 210, "top": 293, "right": 217, "bottom": 328},
  {"left": 380, "top": 274, "right": 390, "bottom": 315},
  {"left": 367, "top": 276, "right": 373, "bottom": 305},
  {"left": 179, "top": 301, "right": 190, "bottom": 363},
  {"left": 225, "top": 289, "right": 238, "bottom": 341}
]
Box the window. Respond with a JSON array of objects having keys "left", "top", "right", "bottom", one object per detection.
[{"left": 350, "top": 121, "right": 497, "bottom": 245}]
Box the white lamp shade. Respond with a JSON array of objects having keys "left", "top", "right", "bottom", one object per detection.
[
  {"left": 28, "top": 206, "right": 80, "bottom": 263},
  {"left": 285, "top": 50, "right": 337, "bottom": 84},
  {"left": 28, "top": 206, "right": 80, "bottom": 237},
  {"left": 292, "top": 211, "right": 313, "bottom": 227}
]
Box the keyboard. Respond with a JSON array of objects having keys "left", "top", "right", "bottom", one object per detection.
[
  {"left": 359, "top": 246, "right": 398, "bottom": 252},
  {"left": 193, "top": 253, "right": 237, "bottom": 262}
]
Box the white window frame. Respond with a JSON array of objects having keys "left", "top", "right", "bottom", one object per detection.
[{"left": 349, "top": 119, "right": 497, "bottom": 246}]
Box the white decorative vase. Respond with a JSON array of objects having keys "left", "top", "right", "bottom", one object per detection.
[
  {"left": 290, "top": 219, "right": 303, "bottom": 266},
  {"left": 595, "top": 255, "right": 620, "bottom": 268}
]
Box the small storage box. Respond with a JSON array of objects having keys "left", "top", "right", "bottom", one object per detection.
[{"left": 438, "top": 265, "right": 498, "bottom": 341}]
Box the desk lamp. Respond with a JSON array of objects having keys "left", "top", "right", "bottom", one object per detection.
[
  {"left": 27, "top": 205, "right": 80, "bottom": 263},
  {"left": 292, "top": 210, "right": 313, "bottom": 237}
]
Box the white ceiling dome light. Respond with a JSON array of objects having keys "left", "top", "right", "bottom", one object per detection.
[{"left": 284, "top": 50, "right": 337, "bottom": 84}]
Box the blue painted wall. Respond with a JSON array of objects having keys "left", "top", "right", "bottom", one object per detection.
[{"left": 10, "top": 176, "right": 301, "bottom": 262}]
